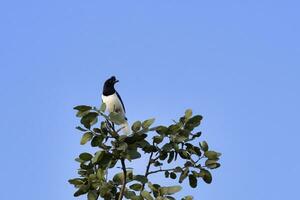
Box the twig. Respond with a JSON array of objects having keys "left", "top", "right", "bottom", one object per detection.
[
  {"left": 105, "top": 119, "right": 119, "bottom": 138},
  {"left": 141, "top": 151, "right": 153, "bottom": 191},
  {"left": 118, "top": 158, "right": 127, "bottom": 200},
  {"left": 194, "top": 155, "right": 205, "bottom": 164},
  {"left": 147, "top": 166, "right": 188, "bottom": 176},
  {"left": 147, "top": 168, "right": 176, "bottom": 175},
  {"left": 141, "top": 142, "right": 161, "bottom": 192}
]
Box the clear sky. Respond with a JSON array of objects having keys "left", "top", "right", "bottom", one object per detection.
[{"left": 0, "top": 0, "right": 299, "bottom": 199}]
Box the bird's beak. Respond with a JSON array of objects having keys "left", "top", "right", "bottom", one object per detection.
[{"left": 114, "top": 80, "right": 119, "bottom": 83}]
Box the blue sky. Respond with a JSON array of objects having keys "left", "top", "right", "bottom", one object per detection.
[{"left": 0, "top": 0, "right": 299, "bottom": 199}]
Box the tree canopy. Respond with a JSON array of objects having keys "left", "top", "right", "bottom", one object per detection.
[{"left": 69, "top": 103, "right": 221, "bottom": 200}]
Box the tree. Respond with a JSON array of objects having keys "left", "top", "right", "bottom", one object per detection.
[{"left": 69, "top": 103, "right": 221, "bottom": 200}]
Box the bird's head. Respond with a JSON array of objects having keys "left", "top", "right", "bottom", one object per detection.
[
  {"left": 110, "top": 76, "right": 119, "bottom": 84},
  {"left": 106, "top": 76, "right": 119, "bottom": 86},
  {"left": 103, "top": 76, "right": 119, "bottom": 94}
]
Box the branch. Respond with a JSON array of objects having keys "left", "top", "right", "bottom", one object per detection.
[
  {"left": 147, "top": 165, "right": 191, "bottom": 176},
  {"left": 141, "top": 141, "right": 160, "bottom": 192},
  {"left": 105, "top": 119, "right": 119, "bottom": 138},
  {"left": 194, "top": 155, "right": 205, "bottom": 164},
  {"left": 141, "top": 151, "right": 153, "bottom": 191},
  {"left": 147, "top": 168, "right": 179, "bottom": 175},
  {"left": 118, "top": 158, "right": 127, "bottom": 200}
]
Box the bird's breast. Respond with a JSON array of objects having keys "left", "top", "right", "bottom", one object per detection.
[{"left": 101, "top": 93, "right": 125, "bottom": 115}]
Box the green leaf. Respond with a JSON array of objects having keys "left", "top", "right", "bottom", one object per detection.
[
  {"left": 142, "top": 118, "right": 155, "bottom": 129},
  {"left": 113, "top": 170, "right": 133, "bottom": 185},
  {"left": 170, "top": 172, "right": 177, "bottom": 179},
  {"left": 109, "top": 112, "right": 125, "bottom": 125},
  {"left": 201, "top": 169, "right": 212, "bottom": 184},
  {"left": 141, "top": 190, "right": 154, "bottom": 200},
  {"left": 76, "top": 126, "right": 87, "bottom": 132},
  {"left": 185, "top": 109, "right": 193, "bottom": 119},
  {"left": 117, "top": 142, "right": 128, "bottom": 151},
  {"left": 76, "top": 110, "right": 90, "bottom": 118},
  {"left": 166, "top": 196, "right": 176, "bottom": 200},
  {"left": 119, "top": 135, "right": 127, "bottom": 141},
  {"left": 130, "top": 183, "right": 142, "bottom": 191},
  {"left": 98, "top": 152, "right": 112, "bottom": 168},
  {"left": 173, "top": 167, "right": 182, "bottom": 173},
  {"left": 133, "top": 175, "right": 148, "bottom": 184},
  {"left": 182, "top": 196, "right": 194, "bottom": 200},
  {"left": 93, "top": 128, "right": 101, "bottom": 133},
  {"left": 80, "top": 112, "right": 98, "bottom": 129},
  {"left": 164, "top": 172, "right": 169, "bottom": 179},
  {"left": 132, "top": 121, "right": 142, "bottom": 132},
  {"left": 184, "top": 161, "right": 193, "bottom": 167},
  {"left": 100, "top": 102, "right": 106, "bottom": 112},
  {"left": 148, "top": 182, "right": 160, "bottom": 192},
  {"left": 126, "top": 149, "right": 141, "bottom": 160},
  {"left": 179, "top": 150, "right": 190, "bottom": 159},
  {"left": 173, "top": 135, "right": 187, "bottom": 143},
  {"left": 185, "top": 115, "right": 203, "bottom": 130},
  {"left": 169, "top": 124, "right": 181, "bottom": 133},
  {"left": 79, "top": 153, "right": 93, "bottom": 161},
  {"left": 124, "top": 190, "right": 136, "bottom": 199},
  {"left": 191, "top": 132, "right": 202, "bottom": 139},
  {"left": 173, "top": 144, "right": 179, "bottom": 152},
  {"left": 162, "top": 143, "right": 173, "bottom": 151},
  {"left": 205, "top": 159, "right": 221, "bottom": 169},
  {"left": 159, "top": 185, "right": 182, "bottom": 195},
  {"left": 179, "top": 168, "right": 189, "bottom": 183},
  {"left": 74, "top": 185, "right": 89, "bottom": 197},
  {"left": 200, "top": 141, "right": 209, "bottom": 152},
  {"left": 193, "top": 146, "right": 202, "bottom": 156},
  {"left": 80, "top": 132, "right": 93, "bottom": 145},
  {"left": 92, "top": 151, "right": 104, "bottom": 164},
  {"left": 91, "top": 135, "right": 104, "bottom": 147},
  {"left": 124, "top": 133, "right": 147, "bottom": 144},
  {"left": 98, "top": 182, "right": 111, "bottom": 197},
  {"left": 204, "top": 151, "right": 220, "bottom": 160},
  {"left": 136, "top": 140, "right": 151, "bottom": 149},
  {"left": 80, "top": 162, "right": 93, "bottom": 170},
  {"left": 88, "top": 190, "right": 98, "bottom": 200},
  {"left": 74, "top": 105, "right": 92, "bottom": 111},
  {"left": 131, "top": 195, "right": 144, "bottom": 200},
  {"left": 167, "top": 151, "right": 175, "bottom": 163},
  {"left": 96, "top": 168, "right": 106, "bottom": 180},
  {"left": 75, "top": 157, "right": 84, "bottom": 163},
  {"left": 153, "top": 135, "right": 164, "bottom": 144},
  {"left": 171, "top": 135, "right": 188, "bottom": 143},
  {"left": 155, "top": 126, "right": 169, "bottom": 135},
  {"left": 159, "top": 152, "right": 168, "bottom": 160},
  {"left": 68, "top": 178, "right": 84, "bottom": 186},
  {"left": 188, "top": 175, "right": 197, "bottom": 188}
]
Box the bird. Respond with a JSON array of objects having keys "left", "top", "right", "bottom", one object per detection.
[{"left": 102, "top": 76, "right": 130, "bottom": 134}]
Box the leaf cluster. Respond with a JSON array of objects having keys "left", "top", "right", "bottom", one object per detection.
[{"left": 69, "top": 105, "right": 221, "bottom": 200}]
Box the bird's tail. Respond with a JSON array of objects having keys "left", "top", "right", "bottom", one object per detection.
[{"left": 122, "top": 121, "right": 131, "bottom": 135}]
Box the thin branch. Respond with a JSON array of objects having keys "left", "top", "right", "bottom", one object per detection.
[
  {"left": 141, "top": 152, "right": 153, "bottom": 191},
  {"left": 105, "top": 119, "right": 119, "bottom": 138},
  {"left": 194, "top": 155, "right": 205, "bottom": 164},
  {"left": 118, "top": 158, "right": 127, "bottom": 200},
  {"left": 147, "top": 167, "right": 179, "bottom": 175},
  {"left": 141, "top": 141, "right": 160, "bottom": 192}
]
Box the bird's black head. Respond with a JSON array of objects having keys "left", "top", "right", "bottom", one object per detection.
[{"left": 103, "top": 76, "right": 119, "bottom": 95}]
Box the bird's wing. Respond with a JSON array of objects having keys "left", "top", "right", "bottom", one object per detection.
[{"left": 116, "top": 92, "right": 126, "bottom": 113}]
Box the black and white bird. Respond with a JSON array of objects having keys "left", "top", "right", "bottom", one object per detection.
[{"left": 102, "top": 76, "right": 130, "bottom": 134}]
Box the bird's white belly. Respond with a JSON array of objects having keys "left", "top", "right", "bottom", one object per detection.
[{"left": 102, "top": 94, "right": 125, "bottom": 115}]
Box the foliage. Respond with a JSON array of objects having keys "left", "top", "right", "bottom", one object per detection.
[{"left": 69, "top": 104, "right": 221, "bottom": 200}]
